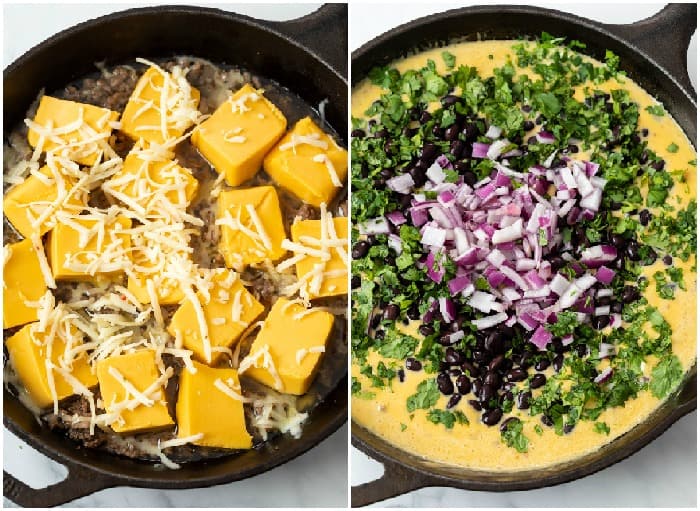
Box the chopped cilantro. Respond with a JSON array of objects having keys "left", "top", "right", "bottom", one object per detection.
[
  {"left": 645, "top": 104, "right": 665, "bottom": 116},
  {"left": 666, "top": 142, "right": 679, "bottom": 153},
  {"left": 501, "top": 419, "right": 529, "bottom": 453},
  {"left": 441, "top": 51, "right": 456, "bottom": 69},
  {"left": 426, "top": 409, "right": 469, "bottom": 429},
  {"left": 594, "top": 422, "right": 610, "bottom": 435},
  {"left": 650, "top": 355, "right": 683, "bottom": 399},
  {"left": 407, "top": 379, "right": 440, "bottom": 412}
]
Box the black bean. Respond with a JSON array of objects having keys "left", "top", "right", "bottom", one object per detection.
[
  {"left": 446, "top": 393, "right": 462, "bottom": 409},
  {"left": 663, "top": 255, "right": 673, "bottom": 265},
  {"left": 441, "top": 94, "right": 461, "bottom": 107},
  {"left": 592, "top": 315, "right": 609, "bottom": 330},
  {"left": 500, "top": 390, "right": 514, "bottom": 406},
  {"left": 535, "top": 358, "right": 550, "bottom": 371},
  {"left": 527, "top": 135, "right": 538, "bottom": 145},
  {"left": 420, "top": 142, "right": 438, "bottom": 162},
  {"left": 472, "top": 350, "right": 489, "bottom": 365},
  {"left": 463, "top": 123, "right": 479, "bottom": 142},
  {"left": 523, "top": 120, "right": 535, "bottom": 131},
  {"left": 407, "top": 305, "right": 420, "bottom": 320},
  {"left": 484, "top": 371, "right": 500, "bottom": 387},
  {"left": 541, "top": 415, "right": 554, "bottom": 427},
  {"left": 438, "top": 361, "right": 450, "bottom": 372},
  {"left": 384, "top": 304, "right": 399, "bottom": 320},
  {"left": 351, "top": 129, "right": 365, "bottom": 138},
  {"left": 641, "top": 128, "right": 649, "bottom": 137},
  {"left": 409, "top": 166, "right": 427, "bottom": 187},
  {"left": 506, "top": 368, "right": 528, "bottom": 382},
  {"left": 610, "top": 234, "right": 626, "bottom": 249},
  {"left": 375, "top": 128, "right": 389, "bottom": 139},
  {"left": 597, "top": 296, "right": 612, "bottom": 307},
  {"left": 472, "top": 378, "right": 482, "bottom": 396},
  {"left": 611, "top": 302, "right": 623, "bottom": 314},
  {"left": 419, "top": 111, "right": 432, "bottom": 124},
  {"left": 397, "top": 369, "right": 405, "bottom": 383},
  {"left": 352, "top": 241, "right": 370, "bottom": 259},
  {"left": 370, "top": 314, "right": 381, "bottom": 329},
  {"left": 481, "top": 408, "right": 503, "bottom": 426},
  {"left": 469, "top": 399, "right": 482, "bottom": 411},
  {"left": 563, "top": 423, "right": 575, "bottom": 434},
  {"left": 503, "top": 382, "right": 516, "bottom": 392},
  {"left": 576, "top": 344, "right": 588, "bottom": 358},
  {"left": 522, "top": 104, "right": 532, "bottom": 113},
  {"left": 351, "top": 275, "right": 361, "bottom": 289},
  {"left": 621, "top": 285, "right": 640, "bottom": 304},
  {"left": 374, "top": 329, "right": 385, "bottom": 340},
  {"left": 456, "top": 374, "right": 471, "bottom": 395},
  {"left": 567, "top": 144, "right": 579, "bottom": 153},
  {"left": 626, "top": 241, "right": 640, "bottom": 260},
  {"left": 553, "top": 354, "right": 564, "bottom": 372},
  {"left": 485, "top": 331, "right": 505, "bottom": 354},
  {"left": 518, "top": 352, "right": 534, "bottom": 369},
  {"left": 450, "top": 140, "right": 465, "bottom": 158},
  {"left": 651, "top": 160, "right": 666, "bottom": 171},
  {"left": 445, "top": 347, "right": 464, "bottom": 365},
  {"left": 405, "top": 357, "right": 422, "bottom": 371},
  {"left": 535, "top": 115, "right": 543, "bottom": 125},
  {"left": 516, "top": 391, "right": 532, "bottom": 409},
  {"left": 438, "top": 333, "right": 454, "bottom": 346},
  {"left": 530, "top": 373, "right": 547, "bottom": 389},
  {"left": 437, "top": 372, "right": 454, "bottom": 395},
  {"left": 445, "top": 124, "right": 460, "bottom": 141},
  {"left": 488, "top": 355, "right": 505, "bottom": 372},
  {"left": 379, "top": 168, "right": 394, "bottom": 180},
  {"left": 463, "top": 171, "right": 478, "bottom": 186},
  {"left": 448, "top": 368, "right": 462, "bottom": 377},
  {"left": 639, "top": 209, "right": 652, "bottom": 226},
  {"left": 461, "top": 361, "right": 478, "bottom": 377},
  {"left": 418, "top": 324, "right": 435, "bottom": 336},
  {"left": 432, "top": 125, "right": 444, "bottom": 138},
  {"left": 500, "top": 417, "right": 520, "bottom": 433}
]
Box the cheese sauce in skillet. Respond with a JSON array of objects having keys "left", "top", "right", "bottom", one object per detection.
[
  {"left": 3, "top": 57, "right": 348, "bottom": 466},
  {"left": 351, "top": 39, "right": 696, "bottom": 470}
]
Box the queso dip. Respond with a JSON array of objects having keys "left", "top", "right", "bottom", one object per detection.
[{"left": 351, "top": 39, "right": 696, "bottom": 470}]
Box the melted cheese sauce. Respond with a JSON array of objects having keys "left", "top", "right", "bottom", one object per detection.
[{"left": 352, "top": 41, "right": 696, "bottom": 470}]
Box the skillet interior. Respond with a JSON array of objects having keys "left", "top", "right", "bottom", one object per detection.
[
  {"left": 351, "top": 4, "right": 696, "bottom": 493},
  {"left": 3, "top": 4, "right": 348, "bottom": 490}
]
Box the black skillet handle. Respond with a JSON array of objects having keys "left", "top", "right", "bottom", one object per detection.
[
  {"left": 260, "top": 3, "right": 348, "bottom": 78},
  {"left": 602, "top": 3, "right": 696, "bottom": 95},
  {"left": 3, "top": 464, "right": 118, "bottom": 507},
  {"left": 351, "top": 455, "right": 440, "bottom": 508}
]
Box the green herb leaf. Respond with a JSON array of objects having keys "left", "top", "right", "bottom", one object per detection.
[
  {"left": 501, "top": 419, "right": 529, "bottom": 453},
  {"left": 650, "top": 355, "right": 683, "bottom": 399},
  {"left": 407, "top": 379, "right": 440, "bottom": 412}
]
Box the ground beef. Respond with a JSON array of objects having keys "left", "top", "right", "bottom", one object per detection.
[{"left": 62, "top": 65, "right": 140, "bottom": 111}]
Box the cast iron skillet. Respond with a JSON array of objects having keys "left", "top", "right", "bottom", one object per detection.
[
  {"left": 351, "top": 4, "right": 696, "bottom": 507},
  {"left": 3, "top": 4, "right": 348, "bottom": 507}
]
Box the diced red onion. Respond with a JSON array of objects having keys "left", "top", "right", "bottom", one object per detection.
[
  {"left": 594, "top": 366, "right": 613, "bottom": 384},
  {"left": 386, "top": 210, "right": 407, "bottom": 226},
  {"left": 359, "top": 217, "right": 390, "bottom": 235},
  {"left": 426, "top": 162, "right": 446, "bottom": 184},
  {"left": 439, "top": 297, "right": 457, "bottom": 322},
  {"left": 387, "top": 234, "right": 402, "bottom": 254},
  {"left": 596, "top": 266, "right": 616, "bottom": 285},
  {"left": 421, "top": 225, "right": 447, "bottom": 247},
  {"left": 487, "top": 139, "right": 510, "bottom": 160},
  {"left": 485, "top": 125, "right": 503, "bottom": 139},
  {"left": 529, "top": 325, "right": 553, "bottom": 350},
  {"left": 386, "top": 173, "right": 415, "bottom": 194},
  {"left": 472, "top": 142, "right": 490, "bottom": 159},
  {"left": 425, "top": 251, "right": 444, "bottom": 283},
  {"left": 536, "top": 130, "right": 555, "bottom": 144},
  {"left": 448, "top": 275, "right": 472, "bottom": 296},
  {"left": 472, "top": 312, "right": 508, "bottom": 330}
]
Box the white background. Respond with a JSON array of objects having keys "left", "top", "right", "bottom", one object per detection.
[
  {"left": 349, "top": 2, "right": 697, "bottom": 508},
  {"left": 3, "top": 3, "right": 348, "bottom": 508}
]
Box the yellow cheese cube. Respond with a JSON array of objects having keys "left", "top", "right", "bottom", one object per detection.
[
  {"left": 191, "top": 84, "right": 287, "bottom": 186},
  {"left": 6, "top": 322, "right": 97, "bottom": 409},
  {"left": 176, "top": 361, "right": 252, "bottom": 449},
  {"left": 48, "top": 215, "right": 132, "bottom": 282},
  {"left": 3, "top": 165, "right": 86, "bottom": 238},
  {"left": 27, "top": 95, "right": 119, "bottom": 166},
  {"left": 167, "top": 269, "right": 264, "bottom": 365},
  {"left": 3, "top": 239, "right": 48, "bottom": 329},
  {"left": 96, "top": 350, "right": 174, "bottom": 433},
  {"left": 103, "top": 149, "right": 199, "bottom": 212},
  {"left": 263, "top": 117, "right": 348, "bottom": 207},
  {"left": 291, "top": 217, "right": 349, "bottom": 299},
  {"left": 243, "top": 298, "right": 333, "bottom": 395},
  {"left": 120, "top": 66, "right": 201, "bottom": 146},
  {"left": 217, "top": 186, "right": 287, "bottom": 268}
]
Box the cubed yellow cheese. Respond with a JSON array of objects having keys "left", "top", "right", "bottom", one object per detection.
[
  {"left": 176, "top": 361, "right": 252, "bottom": 449},
  {"left": 127, "top": 273, "right": 186, "bottom": 306},
  {"left": 291, "top": 217, "right": 349, "bottom": 299},
  {"left": 217, "top": 186, "right": 287, "bottom": 268},
  {"left": 243, "top": 298, "right": 333, "bottom": 395},
  {"left": 120, "top": 66, "right": 201, "bottom": 146},
  {"left": 191, "top": 84, "right": 287, "bottom": 186},
  {"left": 6, "top": 322, "right": 97, "bottom": 409},
  {"left": 96, "top": 350, "right": 174, "bottom": 433},
  {"left": 263, "top": 117, "right": 348, "bottom": 207},
  {"left": 3, "top": 165, "right": 86, "bottom": 238},
  {"left": 4, "top": 239, "right": 49, "bottom": 329},
  {"left": 167, "top": 269, "right": 264, "bottom": 365},
  {"left": 103, "top": 149, "right": 199, "bottom": 212},
  {"left": 27, "top": 95, "right": 119, "bottom": 166},
  {"left": 48, "top": 215, "right": 132, "bottom": 281}
]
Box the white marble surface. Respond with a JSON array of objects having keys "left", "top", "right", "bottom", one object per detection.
[
  {"left": 350, "top": 2, "right": 697, "bottom": 508},
  {"left": 3, "top": 2, "right": 348, "bottom": 508}
]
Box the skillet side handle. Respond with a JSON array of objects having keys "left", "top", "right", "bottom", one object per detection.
[
  {"left": 3, "top": 466, "right": 117, "bottom": 507},
  {"left": 261, "top": 3, "right": 348, "bottom": 78},
  {"left": 602, "top": 3, "right": 697, "bottom": 95},
  {"left": 351, "top": 458, "right": 434, "bottom": 507}
]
